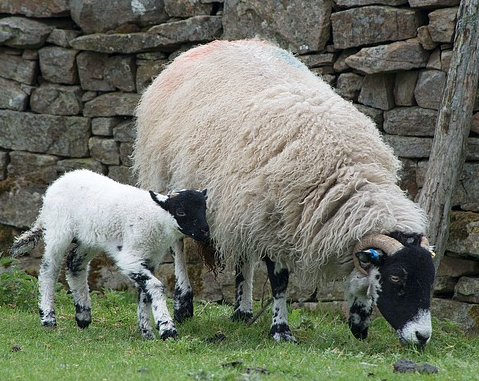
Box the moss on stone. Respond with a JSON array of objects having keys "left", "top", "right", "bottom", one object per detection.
[{"left": 449, "top": 211, "right": 479, "bottom": 241}]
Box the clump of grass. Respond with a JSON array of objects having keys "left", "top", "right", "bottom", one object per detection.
[{"left": 0, "top": 257, "right": 38, "bottom": 311}]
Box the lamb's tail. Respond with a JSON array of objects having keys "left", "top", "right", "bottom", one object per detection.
[{"left": 10, "top": 225, "right": 43, "bottom": 257}]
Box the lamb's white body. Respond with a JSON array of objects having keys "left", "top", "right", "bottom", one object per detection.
[
  {"left": 11, "top": 169, "right": 209, "bottom": 339},
  {"left": 133, "top": 40, "right": 433, "bottom": 345}
]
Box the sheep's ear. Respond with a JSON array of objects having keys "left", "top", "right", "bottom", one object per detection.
[
  {"left": 149, "top": 190, "right": 168, "bottom": 210},
  {"left": 201, "top": 189, "right": 208, "bottom": 199}
]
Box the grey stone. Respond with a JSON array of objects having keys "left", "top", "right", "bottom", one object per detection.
[
  {"left": 417, "top": 26, "right": 438, "bottom": 51},
  {"left": 454, "top": 276, "right": 479, "bottom": 303},
  {"left": 414, "top": 70, "right": 446, "bottom": 110},
  {"left": 472, "top": 112, "right": 479, "bottom": 135},
  {"left": 358, "top": 73, "right": 395, "bottom": 111},
  {"left": 0, "top": 17, "right": 53, "bottom": 49},
  {"left": 394, "top": 71, "right": 419, "bottom": 106},
  {"left": 119, "top": 143, "right": 134, "bottom": 166},
  {"left": 335, "top": 0, "right": 407, "bottom": 6},
  {"left": 409, "top": 0, "right": 460, "bottom": 6},
  {"left": 0, "top": 77, "right": 29, "bottom": 111},
  {"left": 108, "top": 165, "right": 136, "bottom": 185},
  {"left": 56, "top": 158, "right": 104, "bottom": 174},
  {"left": 0, "top": 0, "right": 69, "bottom": 18},
  {"left": 46, "top": 29, "right": 81, "bottom": 48},
  {"left": 345, "top": 39, "right": 429, "bottom": 74},
  {"left": 0, "top": 110, "right": 90, "bottom": 157},
  {"left": 333, "top": 48, "right": 359, "bottom": 72},
  {"left": 466, "top": 138, "right": 479, "bottom": 161},
  {"left": 383, "top": 135, "right": 432, "bottom": 158},
  {"left": 354, "top": 104, "right": 384, "bottom": 129},
  {"left": 113, "top": 120, "right": 136, "bottom": 143},
  {"left": 105, "top": 55, "right": 137, "bottom": 92},
  {"left": 147, "top": 16, "right": 222, "bottom": 44},
  {"left": 70, "top": 0, "right": 168, "bottom": 34},
  {"left": 335, "top": 73, "right": 363, "bottom": 101},
  {"left": 92, "top": 118, "right": 122, "bottom": 136},
  {"left": 426, "top": 48, "right": 442, "bottom": 70},
  {"left": 428, "top": 7, "right": 458, "bottom": 43},
  {"left": 30, "top": 84, "right": 83, "bottom": 116},
  {"left": 70, "top": 33, "right": 177, "bottom": 54},
  {"left": 222, "top": 0, "right": 332, "bottom": 53},
  {"left": 298, "top": 53, "right": 336, "bottom": 68},
  {"left": 431, "top": 298, "right": 479, "bottom": 332},
  {"left": 38, "top": 46, "right": 79, "bottom": 84},
  {"left": 433, "top": 275, "right": 457, "bottom": 296},
  {"left": 84, "top": 93, "right": 141, "bottom": 117},
  {"left": 384, "top": 107, "right": 437, "bottom": 136},
  {"left": 0, "top": 52, "right": 37, "bottom": 85},
  {"left": 332, "top": 6, "right": 422, "bottom": 49},
  {"left": 437, "top": 255, "right": 479, "bottom": 277},
  {"left": 448, "top": 211, "right": 479, "bottom": 258},
  {"left": 88, "top": 137, "right": 120, "bottom": 165},
  {"left": 7, "top": 151, "right": 59, "bottom": 184},
  {"left": 136, "top": 59, "right": 167, "bottom": 94},
  {"left": 164, "top": 0, "right": 212, "bottom": 17},
  {"left": 441, "top": 49, "right": 453, "bottom": 72}
]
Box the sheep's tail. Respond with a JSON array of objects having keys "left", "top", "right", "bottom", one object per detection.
[{"left": 9, "top": 225, "right": 43, "bottom": 257}]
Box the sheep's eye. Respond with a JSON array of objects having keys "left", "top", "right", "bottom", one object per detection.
[
  {"left": 390, "top": 275, "right": 401, "bottom": 283},
  {"left": 176, "top": 209, "right": 186, "bottom": 217}
]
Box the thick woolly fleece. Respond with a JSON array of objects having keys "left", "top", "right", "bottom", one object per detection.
[{"left": 133, "top": 39, "right": 428, "bottom": 288}]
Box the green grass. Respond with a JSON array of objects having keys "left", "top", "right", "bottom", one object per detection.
[{"left": 1, "top": 266, "right": 479, "bottom": 380}]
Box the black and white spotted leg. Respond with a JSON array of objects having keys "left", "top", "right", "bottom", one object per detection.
[
  {"left": 137, "top": 288, "right": 155, "bottom": 339},
  {"left": 345, "top": 269, "right": 373, "bottom": 340},
  {"left": 117, "top": 255, "right": 177, "bottom": 340},
  {"left": 264, "top": 257, "right": 297, "bottom": 343},
  {"left": 65, "top": 244, "right": 96, "bottom": 329},
  {"left": 231, "top": 260, "right": 254, "bottom": 322},
  {"left": 171, "top": 239, "right": 193, "bottom": 323}
]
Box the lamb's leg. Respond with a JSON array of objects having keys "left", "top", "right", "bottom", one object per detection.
[
  {"left": 264, "top": 256, "right": 297, "bottom": 343},
  {"left": 137, "top": 288, "right": 155, "bottom": 339},
  {"left": 345, "top": 269, "right": 372, "bottom": 340},
  {"left": 171, "top": 239, "right": 193, "bottom": 323},
  {"left": 117, "top": 257, "right": 177, "bottom": 340},
  {"left": 38, "top": 232, "right": 71, "bottom": 328},
  {"left": 65, "top": 244, "right": 95, "bottom": 329},
  {"left": 231, "top": 260, "right": 254, "bottom": 322}
]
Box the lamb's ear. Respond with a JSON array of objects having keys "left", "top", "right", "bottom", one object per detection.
[
  {"left": 149, "top": 190, "right": 168, "bottom": 211},
  {"left": 201, "top": 189, "right": 208, "bottom": 199}
]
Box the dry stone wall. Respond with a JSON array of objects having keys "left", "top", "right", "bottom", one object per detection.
[{"left": 1, "top": 0, "right": 479, "bottom": 330}]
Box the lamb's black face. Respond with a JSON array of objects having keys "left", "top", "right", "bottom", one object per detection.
[
  {"left": 150, "top": 189, "right": 210, "bottom": 242},
  {"left": 365, "top": 246, "right": 435, "bottom": 346}
]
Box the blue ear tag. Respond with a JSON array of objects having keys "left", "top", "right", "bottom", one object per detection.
[{"left": 369, "top": 248, "right": 379, "bottom": 259}]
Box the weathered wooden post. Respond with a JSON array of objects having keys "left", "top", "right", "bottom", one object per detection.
[{"left": 418, "top": 0, "right": 479, "bottom": 271}]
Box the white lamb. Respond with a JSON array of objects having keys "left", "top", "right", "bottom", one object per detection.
[{"left": 10, "top": 169, "right": 209, "bottom": 340}]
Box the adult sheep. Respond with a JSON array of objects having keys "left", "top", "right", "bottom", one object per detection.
[
  {"left": 133, "top": 39, "right": 436, "bottom": 346},
  {"left": 10, "top": 169, "right": 209, "bottom": 340}
]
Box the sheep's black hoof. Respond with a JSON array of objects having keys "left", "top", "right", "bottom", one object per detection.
[
  {"left": 141, "top": 329, "right": 156, "bottom": 340},
  {"left": 174, "top": 289, "right": 193, "bottom": 323},
  {"left": 75, "top": 305, "right": 92, "bottom": 329},
  {"left": 231, "top": 310, "right": 253, "bottom": 323},
  {"left": 76, "top": 317, "right": 92, "bottom": 329},
  {"left": 161, "top": 329, "right": 178, "bottom": 341},
  {"left": 39, "top": 309, "right": 57, "bottom": 328},
  {"left": 269, "top": 323, "right": 298, "bottom": 343}
]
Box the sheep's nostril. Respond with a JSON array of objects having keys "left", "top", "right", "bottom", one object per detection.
[{"left": 415, "top": 331, "right": 430, "bottom": 346}]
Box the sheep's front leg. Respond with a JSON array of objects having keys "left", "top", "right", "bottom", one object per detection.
[
  {"left": 171, "top": 239, "right": 193, "bottom": 323},
  {"left": 137, "top": 288, "right": 155, "bottom": 339},
  {"left": 231, "top": 260, "right": 254, "bottom": 322},
  {"left": 345, "top": 269, "right": 373, "bottom": 340},
  {"left": 118, "top": 258, "right": 176, "bottom": 340},
  {"left": 264, "top": 257, "right": 297, "bottom": 343},
  {"left": 65, "top": 244, "right": 96, "bottom": 329}
]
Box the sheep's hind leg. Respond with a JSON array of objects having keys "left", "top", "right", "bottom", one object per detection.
[
  {"left": 231, "top": 260, "right": 254, "bottom": 322},
  {"left": 118, "top": 257, "right": 177, "bottom": 340},
  {"left": 38, "top": 233, "right": 71, "bottom": 328},
  {"left": 264, "top": 257, "right": 297, "bottom": 343},
  {"left": 172, "top": 239, "right": 193, "bottom": 323},
  {"left": 65, "top": 244, "right": 96, "bottom": 329}
]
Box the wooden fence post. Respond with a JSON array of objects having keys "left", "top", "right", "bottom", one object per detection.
[{"left": 418, "top": 0, "right": 479, "bottom": 271}]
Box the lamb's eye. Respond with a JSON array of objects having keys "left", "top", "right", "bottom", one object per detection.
[
  {"left": 390, "top": 275, "right": 401, "bottom": 283},
  {"left": 176, "top": 209, "right": 186, "bottom": 217}
]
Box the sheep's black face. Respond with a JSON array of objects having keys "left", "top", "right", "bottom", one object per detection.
[
  {"left": 362, "top": 245, "right": 435, "bottom": 346},
  {"left": 151, "top": 189, "right": 210, "bottom": 242}
]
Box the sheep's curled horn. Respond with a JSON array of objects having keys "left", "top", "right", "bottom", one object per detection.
[{"left": 353, "top": 234, "right": 433, "bottom": 275}]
